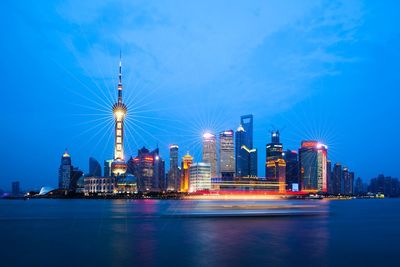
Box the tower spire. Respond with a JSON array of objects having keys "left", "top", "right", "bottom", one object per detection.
[{"left": 117, "top": 51, "right": 123, "bottom": 103}]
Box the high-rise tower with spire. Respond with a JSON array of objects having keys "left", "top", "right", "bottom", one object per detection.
[{"left": 111, "top": 54, "right": 128, "bottom": 176}]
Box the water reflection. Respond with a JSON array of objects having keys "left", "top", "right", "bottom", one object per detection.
[{"left": 107, "top": 199, "right": 329, "bottom": 266}]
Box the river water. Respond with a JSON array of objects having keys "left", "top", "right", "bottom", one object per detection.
[{"left": 0, "top": 198, "right": 399, "bottom": 267}]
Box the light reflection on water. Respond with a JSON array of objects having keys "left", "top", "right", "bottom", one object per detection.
[{"left": 0, "top": 199, "right": 399, "bottom": 267}]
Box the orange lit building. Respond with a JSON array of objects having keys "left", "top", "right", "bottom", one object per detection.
[{"left": 180, "top": 153, "right": 193, "bottom": 192}]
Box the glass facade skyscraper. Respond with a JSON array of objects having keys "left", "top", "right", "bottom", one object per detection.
[
  {"left": 167, "top": 144, "right": 180, "bottom": 191},
  {"left": 284, "top": 150, "right": 299, "bottom": 191},
  {"left": 89, "top": 157, "right": 102, "bottom": 177},
  {"left": 266, "top": 131, "right": 285, "bottom": 192},
  {"left": 299, "top": 141, "right": 328, "bottom": 192},
  {"left": 219, "top": 130, "right": 235, "bottom": 179},
  {"left": 202, "top": 132, "right": 217, "bottom": 178},
  {"left": 235, "top": 115, "right": 257, "bottom": 178},
  {"left": 58, "top": 150, "right": 72, "bottom": 190}
]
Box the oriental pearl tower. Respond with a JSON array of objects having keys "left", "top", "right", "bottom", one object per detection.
[{"left": 111, "top": 54, "right": 128, "bottom": 176}]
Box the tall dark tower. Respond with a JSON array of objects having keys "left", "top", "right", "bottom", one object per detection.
[{"left": 111, "top": 55, "right": 128, "bottom": 176}]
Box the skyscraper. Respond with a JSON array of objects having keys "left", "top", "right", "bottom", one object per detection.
[
  {"left": 219, "top": 130, "right": 235, "bottom": 179},
  {"left": 240, "top": 114, "right": 253, "bottom": 148},
  {"left": 327, "top": 160, "right": 332, "bottom": 194},
  {"left": 202, "top": 132, "right": 217, "bottom": 177},
  {"left": 332, "top": 163, "right": 342, "bottom": 195},
  {"left": 128, "top": 147, "right": 165, "bottom": 192},
  {"left": 354, "top": 177, "right": 364, "bottom": 195},
  {"left": 111, "top": 57, "right": 128, "bottom": 176},
  {"left": 189, "top": 163, "right": 212, "bottom": 192},
  {"left": 342, "top": 167, "right": 354, "bottom": 195},
  {"left": 167, "top": 144, "right": 180, "bottom": 191},
  {"left": 235, "top": 115, "right": 257, "bottom": 178},
  {"left": 89, "top": 157, "right": 102, "bottom": 177},
  {"left": 58, "top": 150, "right": 72, "bottom": 190},
  {"left": 103, "top": 159, "right": 113, "bottom": 177},
  {"left": 284, "top": 150, "right": 299, "bottom": 191},
  {"left": 265, "top": 131, "right": 285, "bottom": 192},
  {"left": 180, "top": 152, "right": 193, "bottom": 192},
  {"left": 299, "top": 141, "right": 328, "bottom": 192}
]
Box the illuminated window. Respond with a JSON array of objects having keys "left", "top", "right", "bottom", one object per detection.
[
  {"left": 117, "top": 130, "right": 122, "bottom": 136},
  {"left": 117, "top": 137, "right": 121, "bottom": 143},
  {"left": 117, "top": 144, "right": 122, "bottom": 150},
  {"left": 117, "top": 122, "right": 122, "bottom": 128}
]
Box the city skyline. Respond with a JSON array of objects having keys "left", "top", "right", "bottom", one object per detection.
[{"left": 1, "top": 1, "right": 400, "bottom": 189}]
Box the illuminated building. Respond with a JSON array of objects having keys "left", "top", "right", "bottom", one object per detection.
[
  {"left": 167, "top": 144, "right": 180, "bottom": 191},
  {"left": 89, "top": 157, "right": 101, "bottom": 177},
  {"left": 235, "top": 115, "right": 257, "bottom": 178},
  {"left": 180, "top": 152, "right": 193, "bottom": 192},
  {"left": 299, "top": 141, "right": 328, "bottom": 192},
  {"left": 103, "top": 159, "right": 113, "bottom": 177},
  {"left": 265, "top": 131, "right": 285, "bottom": 192},
  {"left": 128, "top": 147, "right": 165, "bottom": 192},
  {"left": 115, "top": 174, "right": 138, "bottom": 194},
  {"left": 84, "top": 177, "right": 116, "bottom": 194},
  {"left": 111, "top": 57, "right": 128, "bottom": 176},
  {"left": 189, "top": 163, "right": 212, "bottom": 192},
  {"left": 58, "top": 150, "right": 72, "bottom": 190},
  {"left": 219, "top": 130, "right": 235, "bottom": 179},
  {"left": 202, "top": 132, "right": 217, "bottom": 177},
  {"left": 332, "top": 163, "right": 342, "bottom": 195},
  {"left": 284, "top": 150, "right": 299, "bottom": 191}
]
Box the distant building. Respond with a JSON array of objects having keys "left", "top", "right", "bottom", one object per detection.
[
  {"left": 284, "top": 150, "right": 299, "bottom": 191},
  {"left": 127, "top": 147, "right": 165, "bottom": 192},
  {"left": 327, "top": 160, "right": 332, "bottom": 194},
  {"left": 11, "top": 181, "right": 20, "bottom": 196},
  {"left": 202, "top": 132, "right": 217, "bottom": 177},
  {"left": 235, "top": 116, "right": 257, "bottom": 178},
  {"left": 299, "top": 141, "right": 328, "bottom": 192},
  {"left": 189, "top": 163, "right": 212, "bottom": 192},
  {"left": 332, "top": 163, "right": 342, "bottom": 195},
  {"left": 342, "top": 167, "right": 354, "bottom": 195},
  {"left": 103, "top": 159, "right": 113, "bottom": 177},
  {"left": 368, "top": 174, "right": 400, "bottom": 197},
  {"left": 219, "top": 130, "right": 235, "bottom": 179},
  {"left": 70, "top": 168, "right": 84, "bottom": 192},
  {"left": 167, "top": 144, "right": 180, "bottom": 191},
  {"left": 354, "top": 177, "right": 364, "bottom": 195},
  {"left": 58, "top": 150, "right": 73, "bottom": 190},
  {"left": 180, "top": 152, "right": 193, "bottom": 192},
  {"left": 89, "top": 157, "right": 102, "bottom": 177},
  {"left": 265, "top": 131, "right": 285, "bottom": 192}
]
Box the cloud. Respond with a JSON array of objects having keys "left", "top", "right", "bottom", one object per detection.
[{"left": 57, "top": 0, "right": 364, "bottom": 124}]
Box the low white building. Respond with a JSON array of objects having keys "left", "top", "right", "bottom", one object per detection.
[
  {"left": 84, "top": 176, "right": 115, "bottom": 194},
  {"left": 189, "top": 163, "right": 211, "bottom": 192}
]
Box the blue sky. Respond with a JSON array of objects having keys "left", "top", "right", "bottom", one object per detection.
[{"left": 0, "top": 0, "right": 399, "bottom": 190}]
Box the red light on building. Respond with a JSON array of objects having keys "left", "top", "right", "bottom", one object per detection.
[{"left": 301, "top": 141, "right": 319, "bottom": 148}]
